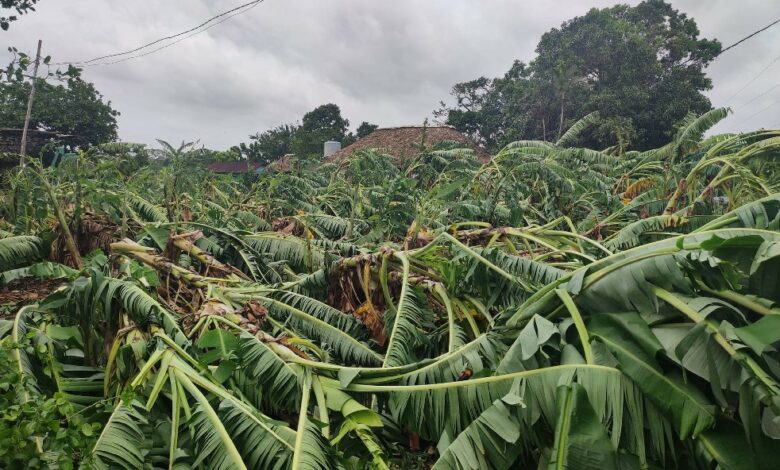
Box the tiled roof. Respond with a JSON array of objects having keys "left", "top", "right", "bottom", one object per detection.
[
  {"left": 267, "top": 154, "right": 295, "bottom": 172},
  {"left": 327, "top": 126, "right": 490, "bottom": 163}
]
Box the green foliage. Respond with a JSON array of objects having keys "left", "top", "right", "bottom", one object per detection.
[
  {"left": 0, "top": 0, "right": 40, "bottom": 30},
  {"left": 437, "top": 0, "right": 721, "bottom": 151},
  {"left": 237, "top": 124, "right": 299, "bottom": 164},
  {"left": 0, "top": 336, "right": 99, "bottom": 469},
  {"left": 235, "top": 106, "right": 376, "bottom": 165},
  {"left": 0, "top": 109, "right": 779, "bottom": 468},
  {"left": 356, "top": 121, "right": 378, "bottom": 140},
  {"left": 0, "top": 78, "right": 119, "bottom": 147},
  {"left": 86, "top": 142, "right": 150, "bottom": 176},
  {"left": 0, "top": 235, "right": 42, "bottom": 270},
  {"left": 292, "top": 103, "right": 351, "bottom": 159}
]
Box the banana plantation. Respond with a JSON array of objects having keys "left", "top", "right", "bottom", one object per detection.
[{"left": 3, "top": 108, "right": 780, "bottom": 469}]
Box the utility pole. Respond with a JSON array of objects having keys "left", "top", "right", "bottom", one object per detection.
[{"left": 19, "top": 39, "right": 42, "bottom": 167}]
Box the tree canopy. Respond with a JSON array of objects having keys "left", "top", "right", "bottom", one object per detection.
[
  {"left": 0, "top": 77, "right": 119, "bottom": 147},
  {"left": 236, "top": 104, "right": 376, "bottom": 162},
  {"left": 355, "top": 120, "right": 378, "bottom": 139},
  {"left": 291, "top": 103, "right": 351, "bottom": 158},
  {"left": 236, "top": 124, "right": 298, "bottom": 164},
  {"left": 437, "top": 0, "right": 721, "bottom": 152}
]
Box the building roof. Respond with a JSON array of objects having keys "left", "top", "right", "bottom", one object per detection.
[
  {"left": 0, "top": 128, "right": 72, "bottom": 138},
  {"left": 267, "top": 154, "right": 295, "bottom": 172},
  {"left": 207, "top": 161, "right": 264, "bottom": 174},
  {"left": 327, "top": 125, "right": 490, "bottom": 163},
  {"left": 0, "top": 128, "right": 74, "bottom": 157}
]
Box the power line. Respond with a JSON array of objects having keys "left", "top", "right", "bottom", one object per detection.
[
  {"left": 724, "top": 52, "right": 780, "bottom": 105},
  {"left": 54, "top": 0, "right": 266, "bottom": 66},
  {"left": 652, "top": 18, "right": 780, "bottom": 100},
  {"left": 680, "top": 17, "right": 780, "bottom": 69},
  {"left": 715, "top": 19, "right": 780, "bottom": 121},
  {"left": 716, "top": 18, "right": 780, "bottom": 58},
  {"left": 78, "top": 2, "right": 263, "bottom": 67},
  {"left": 736, "top": 81, "right": 780, "bottom": 110},
  {"left": 735, "top": 95, "right": 780, "bottom": 126}
]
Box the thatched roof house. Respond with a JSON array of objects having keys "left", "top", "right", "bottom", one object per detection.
[{"left": 327, "top": 126, "right": 490, "bottom": 163}]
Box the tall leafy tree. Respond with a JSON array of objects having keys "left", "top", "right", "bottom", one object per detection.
[
  {"left": 355, "top": 121, "right": 378, "bottom": 140},
  {"left": 236, "top": 108, "right": 374, "bottom": 163},
  {"left": 236, "top": 124, "right": 298, "bottom": 164},
  {"left": 0, "top": 77, "right": 119, "bottom": 147},
  {"left": 291, "top": 103, "right": 350, "bottom": 159},
  {"left": 438, "top": 0, "right": 721, "bottom": 151}
]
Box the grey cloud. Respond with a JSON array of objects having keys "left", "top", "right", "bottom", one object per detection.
[{"left": 3, "top": 0, "right": 780, "bottom": 148}]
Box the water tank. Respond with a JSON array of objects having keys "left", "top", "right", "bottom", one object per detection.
[{"left": 323, "top": 140, "right": 342, "bottom": 158}]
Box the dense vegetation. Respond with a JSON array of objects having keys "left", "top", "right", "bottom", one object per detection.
[
  {"left": 2, "top": 108, "right": 780, "bottom": 468},
  {"left": 0, "top": 76, "right": 120, "bottom": 146},
  {"left": 0, "top": 51, "right": 119, "bottom": 148},
  {"left": 234, "top": 104, "right": 377, "bottom": 164},
  {"left": 436, "top": 0, "right": 721, "bottom": 151}
]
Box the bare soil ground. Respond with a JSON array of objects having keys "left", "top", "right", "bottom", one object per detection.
[{"left": 0, "top": 278, "right": 65, "bottom": 316}]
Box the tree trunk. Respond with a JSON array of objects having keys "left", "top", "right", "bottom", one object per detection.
[
  {"left": 557, "top": 98, "right": 566, "bottom": 141},
  {"left": 42, "top": 174, "right": 83, "bottom": 268},
  {"left": 663, "top": 179, "right": 687, "bottom": 215}
]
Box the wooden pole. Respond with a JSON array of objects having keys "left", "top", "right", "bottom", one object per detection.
[{"left": 19, "top": 39, "right": 42, "bottom": 166}]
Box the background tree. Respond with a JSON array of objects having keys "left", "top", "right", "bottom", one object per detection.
[
  {"left": 151, "top": 139, "right": 238, "bottom": 168},
  {"left": 84, "top": 142, "right": 150, "bottom": 176},
  {"left": 0, "top": 47, "right": 118, "bottom": 149},
  {"left": 236, "top": 106, "right": 374, "bottom": 162},
  {"left": 291, "top": 103, "right": 350, "bottom": 158},
  {"left": 0, "top": 78, "right": 119, "bottom": 147},
  {"left": 1, "top": 0, "right": 40, "bottom": 30},
  {"left": 437, "top": 0, "right": 721, "bottom": 151},
  {"left": 355, "top": 121, "right": 378, "bottom": 140},
  {"left": 235, "top": 123, "right": 298, "bottom": 164}
]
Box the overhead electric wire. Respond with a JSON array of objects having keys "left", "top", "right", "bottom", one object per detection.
[
  {"left": 716, "top": 18, "right": 780, "bottom": 58},
  {"left": 77, "top": 2, "right": 263, "bottom": 67},
  {"left": 53, "top": 0, "right": 266, "bottom": 66},
  {"left": 735, "top": 81, "right": 780, "bottom": 110},
  {"left": 734, "top": 95, "right": 780, "bottom": 126},
  {"left": 723, "top": 53, "right": 780, "bottom": 105},
  {"left": 713, "top": 18, "right": 780, "bottom": 125}
]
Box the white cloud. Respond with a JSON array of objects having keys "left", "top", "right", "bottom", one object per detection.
[{"left": 3, "top": 0, "right": 780, "bottom": 148}]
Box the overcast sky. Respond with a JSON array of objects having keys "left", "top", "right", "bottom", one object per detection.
[{"left": 3, "top": 0, "right": 780, "bottom": 149}]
